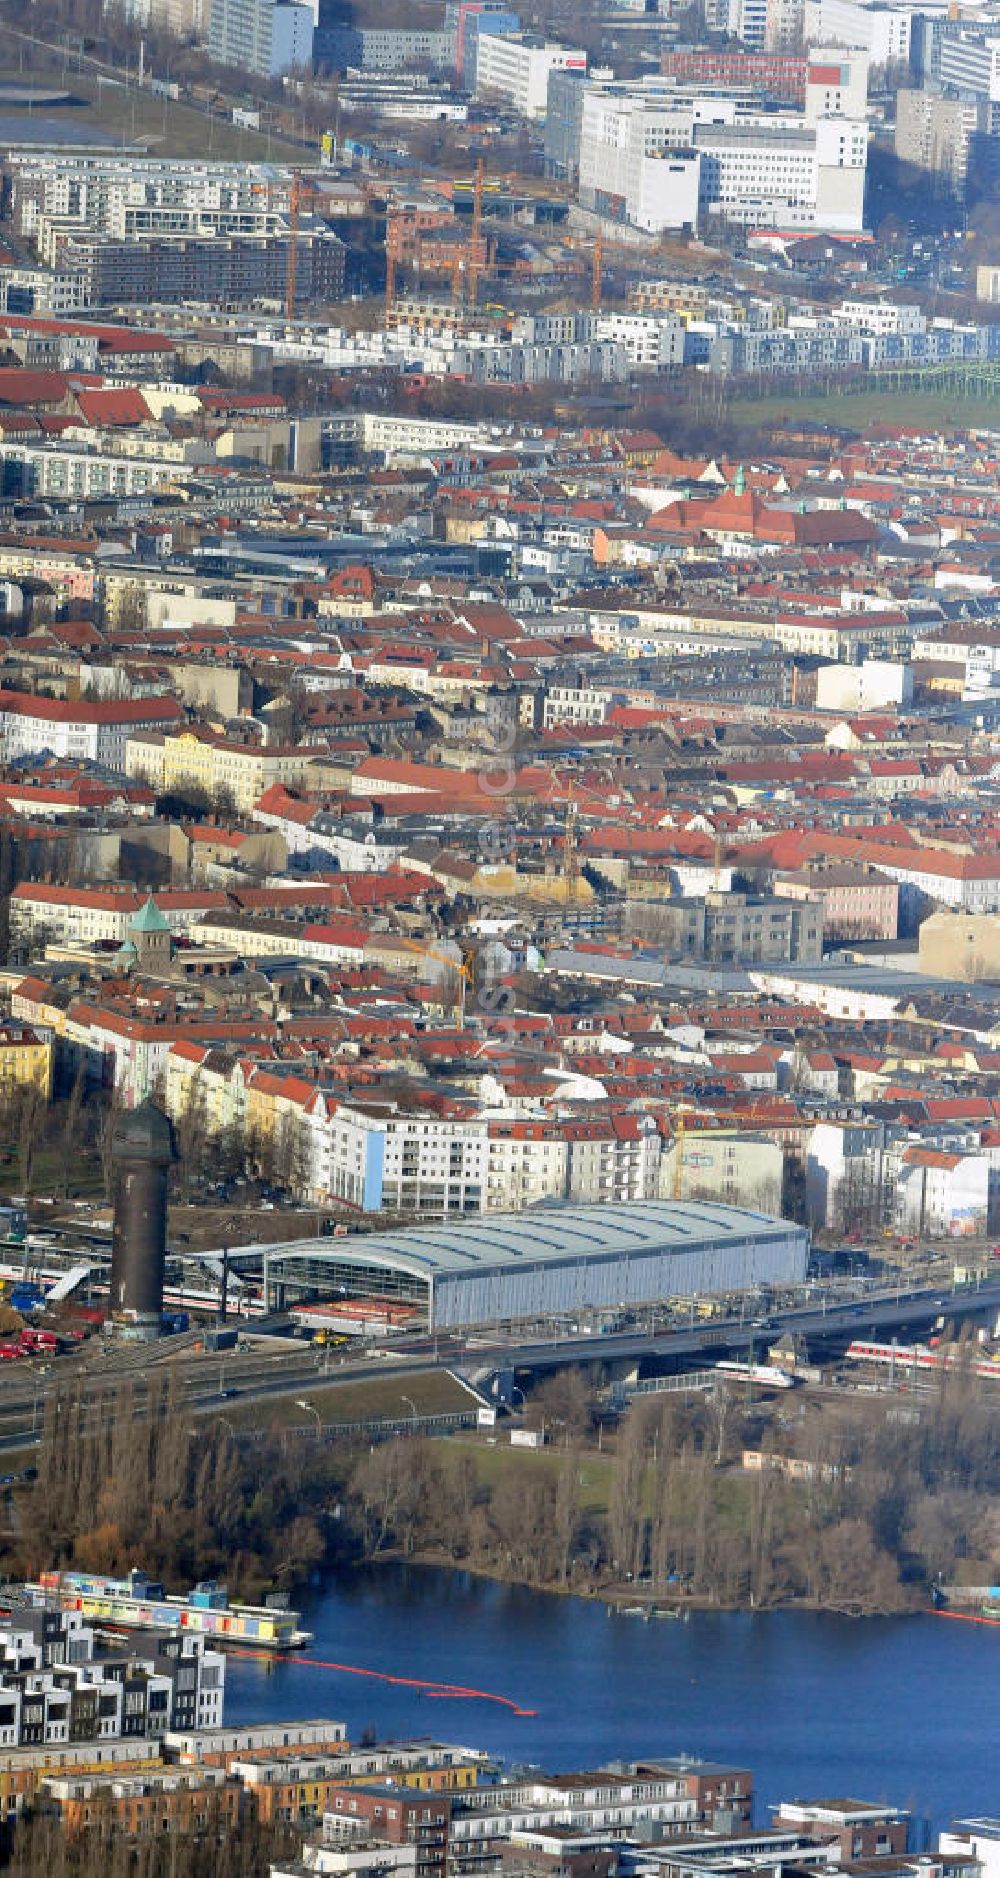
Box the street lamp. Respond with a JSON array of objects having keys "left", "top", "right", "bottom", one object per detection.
[
  {"left": 400, "top": 1393, "right": 417, "bottom": 1420},
  {"left": 296, "top": 1398, "right": 322, "bottom": 1436}
]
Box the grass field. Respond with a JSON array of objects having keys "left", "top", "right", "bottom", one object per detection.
[
  {"left": 224, "top": 1368, "right": 478, "bottom": 1433},
  {"left": 0, "top": 1147, "right": 104, "bottom": 1203},
  {"left": 727, "top": 388, "right": 1000, "bottom": 433},
  {"left": 434, "top": 1435, "right": 615, "bottom": 1514},
  {"left": 0, "top": 64, "right": 305, "bottom": 163}
]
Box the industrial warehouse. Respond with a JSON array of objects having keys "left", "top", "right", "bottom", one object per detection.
[{"left": 251, "top": 1202, "right": 811, "bottom": 1332}]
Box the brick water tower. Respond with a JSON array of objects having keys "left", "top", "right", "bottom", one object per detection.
[{"left": 109, "top": 1099, "right": 176, "bottom": 1341}]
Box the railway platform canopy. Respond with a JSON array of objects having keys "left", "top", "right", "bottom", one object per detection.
[{"left": 239, "top": 1201, "right": 809, "bottom": 1333}]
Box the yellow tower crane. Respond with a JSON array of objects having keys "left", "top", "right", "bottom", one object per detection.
[{"left": 395, "top": 936, "right": 476, "bottom": 1027}]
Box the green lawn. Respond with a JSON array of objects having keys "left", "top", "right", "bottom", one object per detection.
[
  {"left": 433, "top": 1435, "right": 615, "bottom": 1514},
  {"left": 223, "top": 1368, "right": 478, "bottom": 1432},
  {"left": 0, "top": 1146, "right": 104, "bottom": 1203},
  {"left": 727, "top": 388, "right": 1000, "bottom": 433}
]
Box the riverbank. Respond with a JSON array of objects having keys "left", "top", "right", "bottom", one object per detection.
[
  {"left": 365, "top": 1543, "right": 922, "bottom": 1620},
  {"left": 223, "top": 1560, "right": 998, "bottom": 1834}
]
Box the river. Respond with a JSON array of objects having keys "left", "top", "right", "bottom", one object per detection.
[{"left": 224, "top": 1564, "right": 998, "bottom": 1836}]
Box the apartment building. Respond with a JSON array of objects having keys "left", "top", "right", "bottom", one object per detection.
[
  {"left": 659, "top": 1131, "right": 784, "bottom": 1213},
  {"left": 643, "top": 891, "right": 824, "bottom": 965},
  {"left": 895, "top": 1146, "right": 991, "bottom": 1237},
  {"left": 476, "top": 35, "right": 586, "bottom": 118},
  {"left": 4, "top": 152, "right": 342, "bottom": 308},
  {"left": 0, "top": 1023, "right": 54, "bottom": 1103},
  {"left": 125, "top": 728, "right": 322, "bottom": 813},
  {"left": 0, "top": 690, "right": 183, "bottom": 773},
  {"left": 448, "top": 1769, "right": 699, "bottom": 1853},
  {"left": 542, "top": 684, "right": 615, "bottom": 728},
  {"left": 6, "top": 154, "right": 294, "bottom": 248},
  {"left": 325, "top": 1785, "right": 451, "bottom": 1878},
  {"left": 895, "top": 89, "right": 982, "bottom": 195},
  {"left": 208, "top": 0, "right": 314, "bottom": 76},
  {"left": 9, "top": 885, "right": 226, "bottom": 956},
  {"left": 0, "top": 1607, "right": 224, "bottom": 1749},
  {"left": 47, "top": 226, "right": 344, "bottom": 310},
  {"left": 774, "top": 868, "right": 899, "bottom": 942},
  {"left": 565, "top": 1114, "right": 661, "bottom": 1204},
  {"left": 318, "top": 1104, "right": 489, "bottom": 1216},
  {"left": 0, "top": 542, "right": 95, "bottom": 606},
  {"left": 42, "top": 1768, "right": 240, "bottom": 1841},
  {"left": 0, "top": 441, "right": 193, "bottom": 502}
]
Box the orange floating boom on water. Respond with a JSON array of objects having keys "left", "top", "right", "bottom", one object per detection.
[
  {"left": 232, "top": 1650, "right": 537, "bottom": 1715},
  {"left": 932, "top": 1608, "right": 1000, "bottom": 1629}
]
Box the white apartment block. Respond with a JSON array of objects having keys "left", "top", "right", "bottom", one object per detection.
[
  {"left": 767, "top": 0, "right": 805, "bottom": 50},
  {"left": 209, "top": 0, "right": 314, "bottom": 77},
  {"left": 476, "top": 35, "right": 586, "bottom": 118},
  {"left": 542, "top": 684, "right": 614, "bottom": 727},
  {"left": 0, "top": 443, "right": 187, "bottom": 502},
  {"left": 802, "top": 0, "right": 913, "bottom": 64},
  {"left": 9, "top": 885, "right": 225, "bottom": 955},
  {"left": 307, "top": 1102, "right": 489, "bottom": 1215},
  {"left": 0, "top": 693, "right": 181, "bottom": 772},
  {"left": 836, "top": 298, "right": 925, "bottom": 334},
  {"left": 6, "top": 153, "right": 292, "bottom": 251}
]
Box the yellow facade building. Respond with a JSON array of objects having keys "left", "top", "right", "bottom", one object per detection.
[{"left": 0, "top": 1024, "right": 53, "bottom": 1103}]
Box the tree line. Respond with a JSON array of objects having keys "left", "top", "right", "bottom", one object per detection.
[
  {"left": 6, "top": 1352, "right": 1000, "bottom": 1619},
  {"left": 10, "top": 1378, "right": 332, "bottom": 1598},
  {"left": 1, "top": 1809, "right": 298, "bottom": 1877},
  {"left": 345, "top": 1356, "right": 1000, "bottom": 1615}
]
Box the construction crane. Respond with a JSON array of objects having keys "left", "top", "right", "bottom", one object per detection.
[
  {"left": 467, "top": 156, "right": 485, "bottom": 309},
  {"left": 395, "top": 936, "right": 476, "bottom": 1027},
  {"left": 285, "top": 170, "right": 302, "bottom": 322},
  {"left": 562, "top": 784, "right": 580, "bottom": 901},
  {"left": 671, "top": 1102, "right": 701, "bottom": 1201},
  {"left": 592, "top": 228, "right": 603, "bottom": 311}
]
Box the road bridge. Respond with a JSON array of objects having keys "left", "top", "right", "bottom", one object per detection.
[{"left": 454, "top": 1280, "right": 1000, "bottom": 1393}]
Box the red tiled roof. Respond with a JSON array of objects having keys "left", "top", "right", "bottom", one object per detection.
[{"left": 73, "top": 386, "right": 151, "bottom": 428}]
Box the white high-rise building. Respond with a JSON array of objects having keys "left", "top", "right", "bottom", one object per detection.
[
  {"left": 802, "top": 0, "right": 914, "bottom": 65},
  {"left": 476, "top": 34, "right": 586, "bottom": 118},
  {"left": 804, "top": 45, "right": 869, "bottom": 117},
  {"left": 209, "top": 0, "right": 314, "bottom": 77}
]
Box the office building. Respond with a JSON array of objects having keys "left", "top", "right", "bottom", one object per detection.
[
  {"left": 476, "top": 35, "right": 586, "bottom": 119},
  {"left": 577, "top": 78, "right": 867, "bottom": 233},
  {"left": 319, "top": 26, "right": 455, "bottom": 70},
  {"left": 463, "top": 10, "right": 520, "bottom": 89}
]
